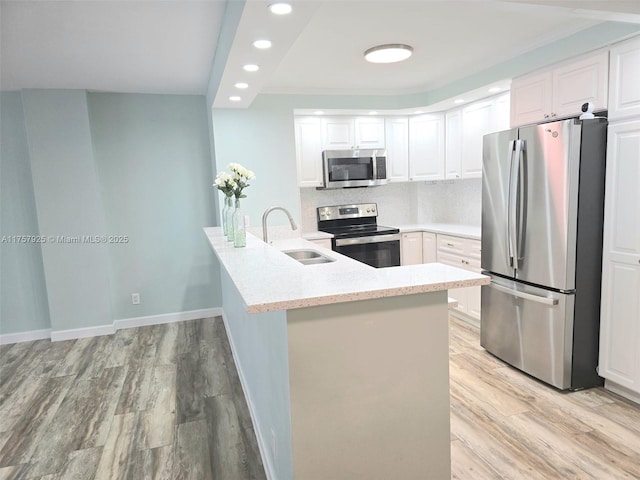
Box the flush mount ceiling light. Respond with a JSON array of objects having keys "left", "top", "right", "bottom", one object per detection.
[
  {"left": 269, "top": 2, "right": 292, "bottom": 15},
  {"left": 234, "top": 82, "right": 249, "bottom": 89},
  {"left": 243, "top": 64, "right": 259, "bottom": 72},
  {"left": 364, "top": 44, "right": 413, "bottom": 64},
  {"left": 253, "top": 39, "right": 272, "bottom": 49},
  {"left": 229, "top": 96, "right": 242, "bottom": 102}
]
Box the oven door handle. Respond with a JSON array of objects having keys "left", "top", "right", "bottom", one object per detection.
[{"left": 334, "top": 233, "right": 401, "bottom": 246}]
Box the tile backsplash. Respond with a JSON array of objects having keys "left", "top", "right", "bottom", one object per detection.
[{"left": 299, "top": 178, "right": 482, "bottom": 232}]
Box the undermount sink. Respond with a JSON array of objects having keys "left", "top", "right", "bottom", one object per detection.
[{"left": 283, "top": 249, "right": 335, "bottom": 265}]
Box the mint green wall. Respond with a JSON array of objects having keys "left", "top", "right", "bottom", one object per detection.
[
  {"left": 21, "top": 90, "right": 113, "bottom": 333},
  {"left": 1, "top": 90, "right": 221, "bottom": 337},
  {"left": 0, "top": 92, "right": 51, "bottom": 334},
  {"left": 87, "top": 93, "right": 221, "bottom": 320},
  {"left": 212, "top": 96, "right": 301, "bottom": 228}
]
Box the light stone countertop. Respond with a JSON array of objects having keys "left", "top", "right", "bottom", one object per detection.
[{"left": 205, "top": 227, "right": 488, "bottom": 314}]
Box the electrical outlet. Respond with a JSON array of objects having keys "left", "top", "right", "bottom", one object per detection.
[
  {"left": 131, "top": 293, "right": 140, "bottom": 305},
  {"left": 271, "top": 429, "right": 278, "bottom": 461}
]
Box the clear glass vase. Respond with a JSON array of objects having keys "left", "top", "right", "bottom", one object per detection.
[
  {"left": 221, "top": 195, "right": 232, "bottom": 236},
  {"left": 225, "top": 198, "right": 235, "bottom": 242},
  {"left": 232, "top": 197, "right": 246, "bottom": 248}
]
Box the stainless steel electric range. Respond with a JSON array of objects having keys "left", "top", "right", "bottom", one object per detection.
[{"left": 317, "top": 203, "right": 400, "bottom": 268}]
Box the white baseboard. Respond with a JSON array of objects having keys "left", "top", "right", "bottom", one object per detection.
[
  {"left": 114, "top": 307, "right": 223, "bottom": 330},
  {"left": 51, "top": 323, "right": 116, "bottom": 342},
  {"left": 5, "top": 307, "right": 223, "bottom": 344},
  {"left": 0, "top": 328, "right": 52, "bottom": 345},
  {"left": 604, "top": 380, "right": 640, "bottom": 405},
  {"left": 221, "top": 312, "right": 277, "bottom": 480}
]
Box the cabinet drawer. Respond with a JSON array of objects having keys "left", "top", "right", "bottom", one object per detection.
[
  {"left": 437, "top": 251, "right": 467, "bottom": 269},
  {"left": 437, "top": 235, "right": 466, "bottom": 256},
  {"left": 468, "top": 240, "right": 482, "bottom": 261}
]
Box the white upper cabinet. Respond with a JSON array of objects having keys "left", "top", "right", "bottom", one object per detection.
[
  {"left": 609, "top": 36, "right": 640, "bottom": 121},
  {"left": 510, "top": 70, "right": 553, "bottom": 127},
  {"left": 408, "top": 113, "right": 445, "bottom": 181},
  {"left": 553, "top": 50, "right": 609, "bottom": 118},
  {"left": 445, "top": 109, "right": 462, "bottom": 179},
  {"left": 321, "top": 116, "right": 385, "bottom": 150},
  {"left": 598, "top": 119, "right": 640, "bottom": 397},
  {"left": 510, "top": 50, "right": 608, "bottom": 127},
  {"left": 385, "top": 117, "right": 410, "bottom": 182},
  {"left": 461, "top": 99, "right": 494, "bottom": 178},
  {"left": 294, "top": 116, "right": 323, "bottom": 188}
]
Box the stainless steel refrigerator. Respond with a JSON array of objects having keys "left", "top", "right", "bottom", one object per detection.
[{"left": 480, "top": 118, "right": 608, "bottom": 390}]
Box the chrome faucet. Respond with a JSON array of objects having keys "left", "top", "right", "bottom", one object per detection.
[{"left": 262, "top": 206, "right": 298, "bottom": 243}]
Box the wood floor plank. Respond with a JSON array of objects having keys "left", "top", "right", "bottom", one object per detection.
[
  {"left": 93, "top": 413, "right": 139, "bottom": 480},
  {"left": 146, "top": 364, "right": 177, "bottom": 414},
  {"left": 129, "top": 445, "right": 175, "bottom": 480},
  {"left": 24, "top": 366, "right": 127, "bottom": 477},
  {"left": 0, "top": 375, "right": 74, "bottom": 468},
  {"left": 173, "top": 419, "right": 214, "bottom": 480},
  {"left": 204, "top": 394, "right": 252, "bottom": 480},
  {"left": 115, "top": 365, "right": 154, "bottom": 414},
  {"left": 175, "top": 349, "right": 205, "bottom": 424},
  {"left": 39, "top": 447, "right": 102, "bottom": 480},
  {"left": 450, "top": 438, "right": 501, "bottom": 480},
  {"left": 153, "top": 322, "right": 180, "bottom": 366}
]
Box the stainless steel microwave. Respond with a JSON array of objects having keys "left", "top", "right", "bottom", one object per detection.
[{"left": 319, "top": 149, "right": 388, "bottom": 189}]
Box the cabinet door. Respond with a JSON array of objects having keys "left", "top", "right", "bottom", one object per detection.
[
  {"left": 599, "top": 120, "right": 640, "bottom": 392},
  {"left": 401, "top": 232, "right": 423, "bottom": 265},
  {"left": 422, "top": 232, "right": 437, "bottom": 263},
  {"left": 609, "top": 36, "right": 640, "bottom": 120},
  {"left": 408, "top": 114, "right": 445, "bottom": 181},
  {"left": 355, "top": 117, "right": 385, "bottom": 149},
  {"left": 553, "top": 50, "right": 608, "bottom": 118},
  {"left": 445, "top": 109, "right": 462, "bottom": 179},
  {"left": 510, "top": 70, "right": 553, "bottom": 127},
  {"left": 437, "top": 251, "right": 468, "bottom": 314},
  {"left": 321, "top": 117, "right": 354, "bottom": 149},
  {"left": 384, "top": 117, "right": 409, "bottom": 182},
  {"left": 493, "top": 92, "right": 511, "bottom": 133},
  {"left": 294, "top": 116, "right": 323, "bottom": 187},
  {"left": 461, "top": 100, "right": 493, "bottom": 178}
]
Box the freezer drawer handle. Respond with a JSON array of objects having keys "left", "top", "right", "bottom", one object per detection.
[{"left": 491, "top": 283, "right": 559, "bottom": 306}]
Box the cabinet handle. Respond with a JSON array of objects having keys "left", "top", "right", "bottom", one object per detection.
[
  {"left": 544, "top": 114, "right": 550, "bottom": 119},
  {"left": 447, "top": 243, "right": 455, "bottom": 247},
  {"left": 551, "top": 113, "right": 557, "bottom": 118}
]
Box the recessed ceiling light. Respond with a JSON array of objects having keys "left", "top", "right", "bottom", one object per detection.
[
  {"left": 368, "top": 111, "right": 378, "bottom": 115},
  {"left": 314, "top": 111, "right": 324, "bottom": 115},
  {"left": 234, "top": 82, "right": 249, "bottom": 89},
  {"left": 454, "top": 99, "right": 465, "bottom": 104},
  {"left": 488, "top": 87, "right": 502, "bottom": 93},
  {"left": 253, "top": 39, "right": 272, "bottom": 49},
  {"left": 229, "top": 96, "right": 242, "bottom": 102},
  {"left": 269, "top": 2, "right": 292, "bottom": 15},
  {"left": 243, "top": 64, "right": 259, "bottom": 72},
  {"left": 414, "top": 110, "right": 425, "bottom": 115},
  {"left": 364, "top": 44, "right": 413, "bottom": 64}
]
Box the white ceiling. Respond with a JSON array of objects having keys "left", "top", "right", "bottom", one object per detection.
[{"left": 2, "top": 0, "right": 640, "bottom": 108}]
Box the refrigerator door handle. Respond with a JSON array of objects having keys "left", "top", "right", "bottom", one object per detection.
[
  {"left": 507, "top": 140, "right": 519, "bottom": 269},
  {"left": 490, "top": 282, "right": 559, "bottom": 306}
]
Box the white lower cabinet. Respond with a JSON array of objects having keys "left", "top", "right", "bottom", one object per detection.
[
  {"left": 422, "top": 232, "right": 437, "bottom": 263},
  {"left": 401, "top": 232, "right": 423, "bottom": 266},
  {"left": 308, "top": 238, "right": 332, "bottom": 250},
  {"left": 436, "top": 234, "right": 482, "bottom": 321},
  {"left": 598, "top": 119, "right": 640, "bottom": 400}
]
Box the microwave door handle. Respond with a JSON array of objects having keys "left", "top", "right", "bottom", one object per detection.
[{"left": 372, "top": 155, "right": 378, "bottom": 180}]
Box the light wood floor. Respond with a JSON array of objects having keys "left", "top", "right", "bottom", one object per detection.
[
  {"left": 449, "top": 315, "right": 640, "bottom": 479},
  {"left": 1, "top": 315, "right": 639, "bottom": 479}
]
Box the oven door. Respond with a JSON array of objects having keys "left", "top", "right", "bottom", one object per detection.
[{"left": 333, "top": 234, "right": 401, "bottom": 268}]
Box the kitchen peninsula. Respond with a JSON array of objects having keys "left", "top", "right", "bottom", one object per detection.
[{"left": 204, "top": 227, "right": 488, "bottom": 480}]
